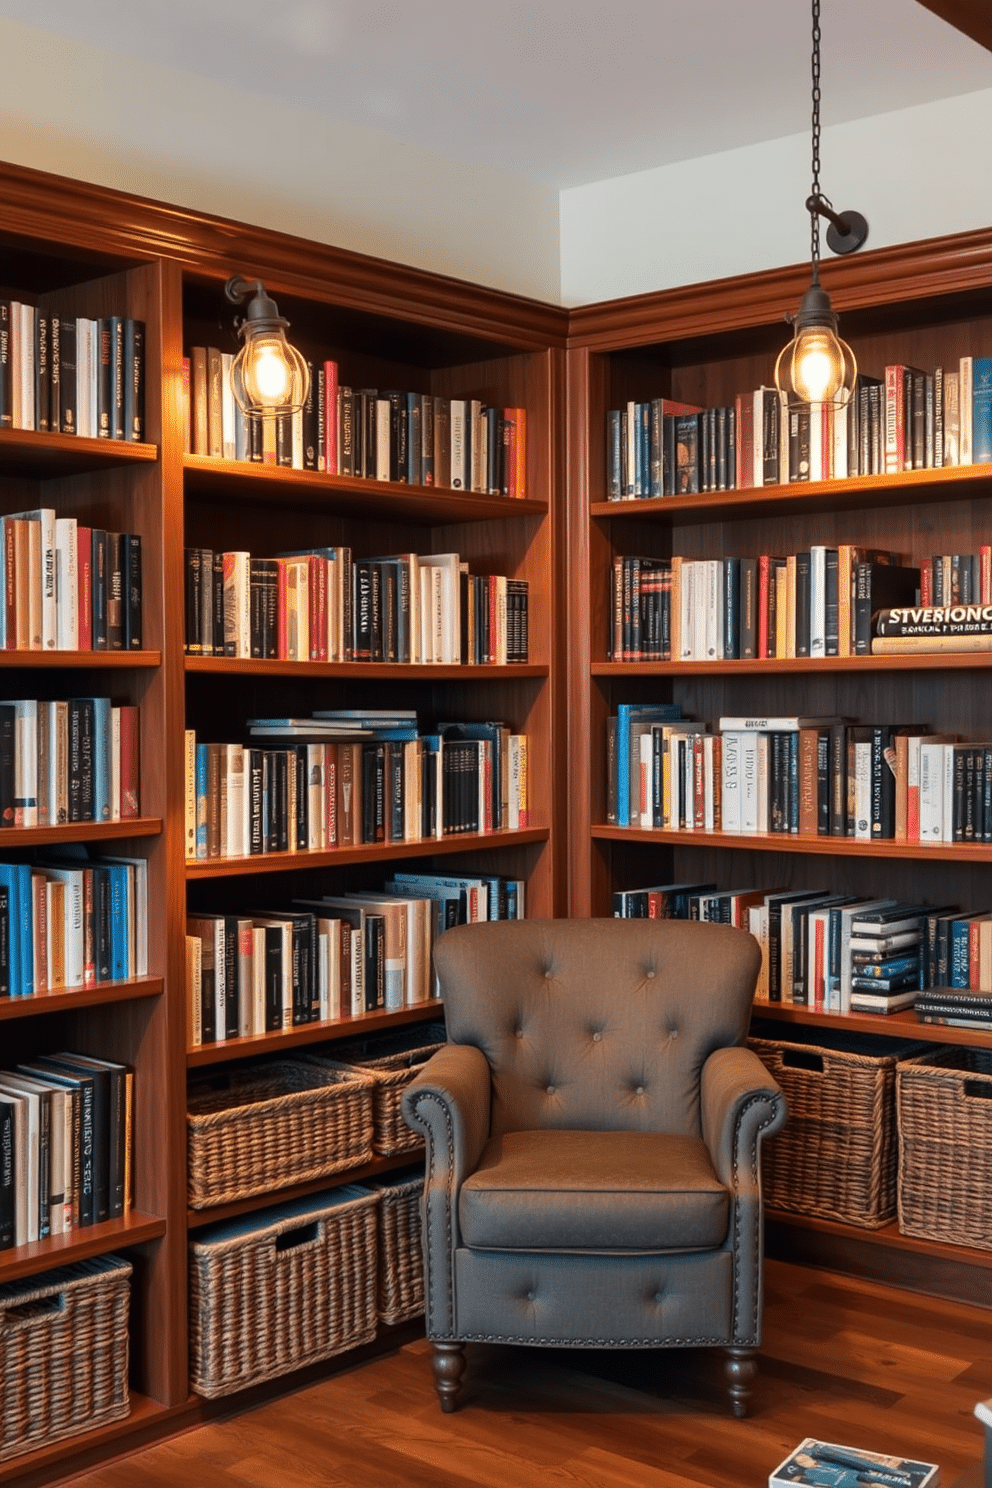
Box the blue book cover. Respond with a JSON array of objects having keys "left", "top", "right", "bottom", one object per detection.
[
  {"left": 950, "top": 918, "right": 972, "bottom": 988},
  {"left": 0, "top": 864, "right": 21, "bottom": 995},
  {"left": 972, "top": 356, "right": 992, "bottom": 464},
  {"left": 616, "top": 704, "right": 683, "bottom": 827},
  {"left": 106, "top": 861, "right": 130, "bottom": 980},
  {"left": 637, "top": 401, "right": 649, "bottom": 497},
  {"left": 195, "top": 744, "right": 208, "bottom": 858},
  {"left": 89, "top": 697, "right": 111, "bottom": 821},
  {"left": 405, "top": 391, "right": 419, "bottom": 485}
]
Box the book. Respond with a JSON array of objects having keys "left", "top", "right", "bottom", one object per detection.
[{"left": 769, "top": 1438, "right": 938, "bottom": 1488}]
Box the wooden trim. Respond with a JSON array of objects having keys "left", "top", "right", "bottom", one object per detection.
[
  {"left": 593, "top": 654, "right": 992, "bottom": 676},
  {"left": 592, "top": 823, "right": 992, "bottom": 863},
  {"left": 0, "top": 1214, "right": 166, "bottom": 1285},
  {"left": 0, "top": 160, "right": 568, "bottom": 351},
  {"left": 567, "top": 226, "right": 992, "bottom": 349},
  {"left": 185, "top": 827, "right": 550, "bottom": 880},
  {"left": 915, "top": 0, "right": 992, "bottom": 51},
  {"left": 186, "top": 1153, "right": 424, "bottom": 1229},
  {"left": 751, "top": 1001, "right": 992, "bottom": 1050},
  {"left": 0, "top": 976, "right": 164, "bottom": 1020},
  {"left": 186, "top": 658, "right": 548, "bottom": 681},
  {"left": 186, "top": 1000, "right": 444, "bottom": 1067}
]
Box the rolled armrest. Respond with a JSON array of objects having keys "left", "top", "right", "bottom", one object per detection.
[
  {"left": 701, "top": 1045, "right": 786, "bottom": 1192},
  {"left": 402, "top": 1042, "right": 492, "bottom": 1196}
]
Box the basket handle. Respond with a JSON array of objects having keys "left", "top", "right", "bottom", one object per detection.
[
  {"left": 4, "top": 1294, "right": 66, "bottom": 1326},
  {"left": 780, "top": 1048, "right": 824, "bottom": 1074},
  {"left": 963, "top": 1079, "right": 992, "bottom": 1101},
  {"left": 274, "top": 1221, "right": 321, "bottom": 1254}
]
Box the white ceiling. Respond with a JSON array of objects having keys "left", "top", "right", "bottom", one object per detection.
[{"left": 2, "top": 0, "right": 991, "bottom": 189}]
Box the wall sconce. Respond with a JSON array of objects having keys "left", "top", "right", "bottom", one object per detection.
[
  {"left": 224, "top": 275, "right": 310, "bottom": 417},
  {"left": 774, "top": 0, "right": 869, "bottom": 410}
]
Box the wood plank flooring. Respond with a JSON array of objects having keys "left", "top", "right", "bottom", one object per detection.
[{"left": 72, "top": 1260, "right": 990, "bottom": 1488}]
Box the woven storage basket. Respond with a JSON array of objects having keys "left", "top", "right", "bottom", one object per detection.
[
  {"left": 374, "top": 1174, "right": 425, "bottom": 1325},
  {"left": 748, "top": 1025, "right": 927, "bottom": 1228},
  {"left": 188, "top": 1185, "right": 379, "bottom": 1398},
  {"left": 897, "top": 1045, "right": 992, "bottom": 1250},
  {"left": 307, "top": 1023, "right": 446, "bottom": 1156},
  {"left": 187, "top": 1059, "right": 374, "bottom": 1209},
  {"left": 0, "top": 1254, "right": 131, "bottom": 1462}
]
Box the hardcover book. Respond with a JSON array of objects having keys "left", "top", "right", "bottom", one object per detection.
[{"left": 769, "top": 1438, "right": 938, "bottom": 1488}]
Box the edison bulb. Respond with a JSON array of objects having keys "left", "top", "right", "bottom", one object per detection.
[
  {"left": 251, "top": 341, "right": 292, "bottom": 405},
  {"left": 792, "top": 329, "right": 842, "bottom": 403}
]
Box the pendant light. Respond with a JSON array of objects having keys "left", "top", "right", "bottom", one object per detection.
[
  {"left": 224, "top": 275, "right": 310, "bottom": 418},
  {"left": 775, "top": 0, "right": 869, "bottom": 410}
]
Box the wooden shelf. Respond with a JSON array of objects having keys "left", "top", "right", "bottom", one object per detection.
[
  {"left": 0, "top": 817, "right": 161, "bottom": 848},
  {"left": 186, "top": 826, "right": 548, "bottom": 879},
  {"left": 0, "top": 1212, "right": 166, "bottom": 1284},
  {"left": 591, "top": 823, "right": 992, "bottom": 862},
  {"left": 186, "top": 1152, "right": 424, "bottom": 1229},
  {"left": 186, "top": 1000, "right": 444, "bottom": 1066},
  {"left": 0, "top": 1392, "right": 189, "bottom": 1487},
  {"left": 750, "top": 1001, "right": 992, "bottom": 1048},
  {"left": 184, "top": 455, "right": 548, "bottom": 524},
  {"left": 0, "top": 975, "right": 164, "bottom": 1020},
  {"left": 0, "top": 427, "right": 157, "bottom": 479},
  {"left": 187, "top": 657, "right": 547, "bottom": 681},
  {"left": 0, "top": 650, "right": 160, "bottom": 669},
  {"left": 593, "top": 653, "right": 992, "bottom": 676},
  {"left": 590, "top": 460, "right": 992, "bottom": 527}
]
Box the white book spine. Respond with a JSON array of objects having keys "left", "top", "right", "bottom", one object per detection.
[
  {"left": 20, "top": 305, "right": 36, "bottom": 431},
  {"left": 809, "top": 545, "right": 827, "bottom": 655},
  {"left": 14, "top": 698, "right": 37, "bottom": 827},
  {"left": 220, "top": 353, "right": 236, "bottom": 459},
  {"left": 680, "top": 560, "right": 694, "bottom": 661},
  {"left": 703, "top": 733, "right": 715, "bottom": 830},
  {"left": 639, "top": 731, "right": 653, "bottom": 829},
  {"left": 449, "top": 399, "right": 466, "bottom": 488},
  {"left": 75, "top": 317, "right": 91, "bottom": 438},
  {"left": 918, "top": 743, "right": 944, "bottom": 842},
  {"left": 226, "top": 745, "right": 246, "bottom": 858},
  {"left": 960, "top": 355, "right": 973, "bottom": 464},
  {"left": 752, "top": 388, "right": 764, "bottom": 487},
  {"left": 721, "top": 730, "right": 741, "bottom": 831},
  {"left": 9, "top": 304, "right": 21, "bottom": 429},
  {"left": 291, "top": 407, "right": 303, "bottom": 470},
  {"left": 854, "top": 740, "right": 872, "bottom": 840},
  {"left": 740, "top": 732, "right": 758, "bottom": 833},
  {"left": 943, "top": 744, "right": 956, "bottom": 846},
  {"left": 755, "top": 733, "right": 770, "bottom": 833},
  {"left": 375, "top": 398, "right": 391, "bottom": 481},
  {"left": 251, "top": 927, "right": 266, "bottom": 1035},
  {"left": 237, "top": 920, "right": 252, "bottom": 1038},
  {"left": 705, "top": 559, "right": 720, "bottom": 661}
]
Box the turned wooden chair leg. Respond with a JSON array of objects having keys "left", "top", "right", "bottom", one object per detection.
[
  {"left": 724, "top": 1346, "right": 757, "bottom": 1418},
  {"left": 431, "top": 1341, "right": 467, "bottom": 1412}
]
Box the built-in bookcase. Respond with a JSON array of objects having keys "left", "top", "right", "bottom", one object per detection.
[
  {"left": 0, "top": 163, "right": 566, "bottom": 1487},
  {"left": 567, "top": 229, "right": 992, "bottom": 1307}
]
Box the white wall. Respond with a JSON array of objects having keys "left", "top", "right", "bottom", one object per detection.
[
  {"left": 0, "top": 17, "right": 562, "bottom": 305},
  {"left": 559, "top": 87, "right": 992, "bottom": 306}
]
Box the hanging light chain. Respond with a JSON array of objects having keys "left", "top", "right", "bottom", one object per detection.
[{"left": 809, "top": 0, "right": 822, "bottom": 278}]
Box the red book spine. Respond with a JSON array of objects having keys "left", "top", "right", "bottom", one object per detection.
[
  {"left": 693, "top": 735, "right": 705, "bottom": 830},
  {"left": 970, "top": 918, "right": 982, "bottom": 990},
  {"left": 310, "top": 556, "right": 327, "bottom": 662},
  {"left": 3, "top": 520, "right": 14, "bottom": 650},
  {"left": 82, "top": 866, "right": 95, "bottom": 986},
  {"left": 884, "top": 364, "right": 905, "bottom": 473},
  {"left": 982, "top": 545, "right": 992, "bottom": 604},
  {"left": 488, "top": 574, "right": 498, "bottom": 665},
  {"left": 182, "top": 356, "right": 191, "bottom": 455},
  {"left": 502, "top": 415, "right": 516, "bottom": 498},
  {"left": 757, "top": 554, "right": 771, "bottom": 659},
  {"left": 77, "top": 525, "right": 93, "bottom": 650},
  {"left": 513, "top": 406, "right": 526, "bottom": 499},
  {"left": 119, "top": 704, "right": 140, "bottom": 818},
  {"left": 814, "top": 917, "right": 825, "bottom": 1009},
  {"left": 323, "top": 361, "right": 338, "bottom": 475},
  {"left": 735, "top": 393, "right": 754, "bottom": 489},
  {"left": 919, "top": 560, "right": 932, "bottom": 606}
]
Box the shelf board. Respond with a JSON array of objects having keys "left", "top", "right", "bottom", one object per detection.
[
  {"left": 186, "top": 1152, "right": 423, "bottom": 1229},
  {"left": 0, "top": 817, "right": 161, "bottom": 848},
  {"left": 594, "top": 653, "right": 992, "bottom": 676},
  {"left": 592, "top": 823, "right": 992, "bottom": 862},
  {"left": 187, "top": 657, "right": 547, "bottom": 681},
  {"left": 750, "top": 1001, "right": 992, "bottom": 1048},
  {"left": 186, "top": 825, "right": 548, "bottom": 879},
  {"left": 0, "top": 649, "right": 160, "bottom": 669},
  {"left": 0, "top": 1391, "right": 186, "bottom": 1485},
  {"left": 183, "top": 455, "right": 548, "bottom": 524},
  {"left": 186, "top": 1000, "right": 444, "bottom": 1067},
  {"left": 766, "top": 1211, "right": 992, "bottom": 1273},
  {"left": 0, "top": 975, "right": 164, "bottom": 1020},
  {"left": 0, "top": 1211, "right": 166, "bottom": 1284},
  {"left": 0, "top": 427, "right": 158, "bottom": 478},
  {"left": 590, "top": 461, "right": 992, "bottom": 526}
]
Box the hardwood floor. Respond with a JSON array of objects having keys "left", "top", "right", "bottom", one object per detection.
[{"left": 72, "top": 1260, "right": 989, "bottom": 1488}]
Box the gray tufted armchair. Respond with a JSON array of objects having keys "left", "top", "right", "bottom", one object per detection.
[{"left": 401, "top": 917, "right": 786, "bottom": 1417}]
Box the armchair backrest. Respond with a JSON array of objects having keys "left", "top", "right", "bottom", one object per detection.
[{"left": 434, "top": 918, "right": 761, "bottom": 1139}]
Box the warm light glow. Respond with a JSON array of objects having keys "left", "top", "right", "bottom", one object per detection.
[
  {"left": 792, "top": 328, "right": 843, "bottom": 403},
  {"left": 250, "top": 342, "right": 292, "bottom": 404}
]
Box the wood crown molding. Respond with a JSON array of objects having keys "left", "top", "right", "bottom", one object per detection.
[
  {"left": 0, "top": 159, "right": 568, "bottom": 352},
  {"left": 566, "top": 226, "right": 992, "bottom": 350},
  {"left": 914, "top": 0, "right": 992, "bottom": 52}
]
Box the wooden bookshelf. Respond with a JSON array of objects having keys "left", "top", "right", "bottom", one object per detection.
[
  {"left": 567, "top": 223, "right": 992, "bottom": 1303},
  {"left": 186, "top": 998, "right": 443, "bottom": 1066}
]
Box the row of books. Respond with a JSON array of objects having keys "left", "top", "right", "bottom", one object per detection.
[
  {"left": 607, "top": 356, "right": 992, "bottom": 499},
  {"left": 0, "top": 1050, "right": 132, "bottom": 1249},
  {"left": 0, "top": 512, "right": 142, "bottom": 652},
  {"left": 608, "top": 705, "right": 992, "bottom": 844},
  {"left": 0, "top": 306, "right": 145, "bottom": 442},
  {"left": 186, "top": 871, "right": 523, "bottom": 1045},
  {"left": 184, "top": 713, "right": 528, "bottom": 859},
  {"left": 613, "top": 881, "right": 948, "bottom": 1013},
  {"left": 0, "top": 852, "right": 148, "bottom": 997},
  {"left": 184, "top": 545, "right": 528, "bottom": 665},
  {"left": 915, "top": 986, "right": 992, "bottom": 1027},
  {"left": 0, "top": 697, "right": 140, "bottom": 828},
  {"left": 609, "top": 549, "right": 919, "bottom": 663},
  {"left": 185, "top": 347, "right": 528, "bottom": 497}
]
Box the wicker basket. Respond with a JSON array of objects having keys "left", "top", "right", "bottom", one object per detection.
[
  {"left": 189, "top": 1185, "right": 379, "bottom": 1398},
  {"left": 0, "top": 1254, "right": 131, "bottom": 1462},
  {"left": 375, "top": 1174, "right": 425, "bottom": 1325},
  {"left": 748, "top": 1025, "right": 927, "bottom": 1228},
  {"left": 307, "top": 1023, "right": 446, "bottom": 1156},
  {"left": 187, "top": 1059, "right": 374, "bottom": 1209},
  {"left": 897, "top": 1045, "right": 992, "bottom": 1250}
]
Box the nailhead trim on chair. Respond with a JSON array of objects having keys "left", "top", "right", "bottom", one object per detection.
[
  {"left": 453, "top": 1332, "right": 731, "bottom": 1346},
  {"left": 732, "top": 1091, "right": 780, "bottom": 1347},
  {"left": 407, "top": 1089, "right": 457, "bottom": 1341}
]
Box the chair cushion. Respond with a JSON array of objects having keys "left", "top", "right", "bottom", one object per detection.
[{"left": 458, "top": 1128, "right": 729, "bottom": 1252}]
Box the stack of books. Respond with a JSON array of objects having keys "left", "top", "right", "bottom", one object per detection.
[{"left": 915, "top": 988, "right": 992, "bottom": 1029}]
